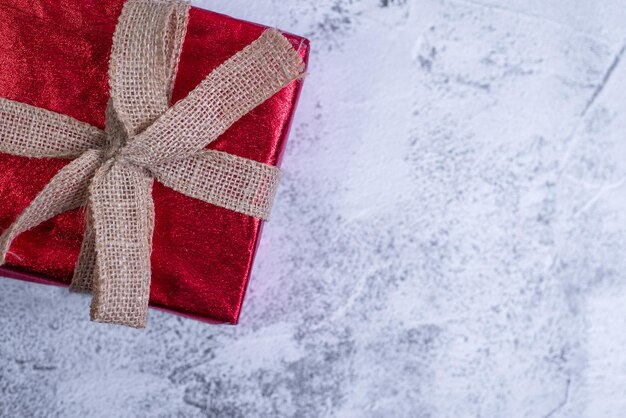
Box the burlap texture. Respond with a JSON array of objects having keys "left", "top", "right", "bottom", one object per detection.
[
  {"left": 0, "top": 99, "right": 105, "bottom": 158},
  {"left": 0, "top": 0, "right": 305, "bottom": 328}
]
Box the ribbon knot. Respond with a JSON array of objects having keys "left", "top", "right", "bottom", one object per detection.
[
  {"left": 0, "top": 0, "right": 305, "bottom": 328},
  {"left": 102, "top": 135, "right": 125, "bottom": 162}
]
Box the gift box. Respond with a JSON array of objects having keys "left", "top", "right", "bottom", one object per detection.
[{"left": 0, "top": 0, "right": 309, "bottom": 325}]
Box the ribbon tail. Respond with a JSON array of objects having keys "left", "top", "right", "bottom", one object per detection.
[
  {"left": 88, "top": 160, "right": 155, "bottom": 328},
  {"left": 69, "top": 206, "right": 97, "bottom": 293},
  {"left": 0, "top": 150, "right": 101, "bottom": 264}
]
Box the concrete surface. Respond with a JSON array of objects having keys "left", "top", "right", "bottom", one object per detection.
[{"left": 1, "top": 0, "right": 626, "bottom": 417}]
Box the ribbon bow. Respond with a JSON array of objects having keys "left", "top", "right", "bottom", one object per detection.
[{"left": 0, "top": 0, "right": 304, "bottom": 327}]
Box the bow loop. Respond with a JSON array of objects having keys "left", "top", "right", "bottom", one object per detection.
[
  {"left": 108, "top": 0, "right": 189, "bottom": 137},
  {"left": 120, "top": 29, "right": 305, "bottom": 168}
]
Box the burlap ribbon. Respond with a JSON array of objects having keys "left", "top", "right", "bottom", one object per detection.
[{"left": 0, "top": 0, "right": 304, "bottom": 328}]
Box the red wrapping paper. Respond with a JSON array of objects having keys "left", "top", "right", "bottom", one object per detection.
[{"left": 0, "top": 0, "right": 309, "bottom": 324}]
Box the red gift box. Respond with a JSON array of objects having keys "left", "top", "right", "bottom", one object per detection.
[{"left": 0, "top": 0, "right": 309, "bottom": 324}]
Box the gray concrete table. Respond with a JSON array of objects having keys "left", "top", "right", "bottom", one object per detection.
[{"left": 2, "top": 0, "right": 626, "bottom": 416}]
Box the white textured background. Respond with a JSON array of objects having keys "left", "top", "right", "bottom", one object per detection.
[{"left": 2, "top": 0, "right": 626, "bottom": 417}]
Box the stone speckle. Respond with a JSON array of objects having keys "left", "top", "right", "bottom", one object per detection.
[{"left": 2, "top": 0, "right": 626, "bottom": 417}]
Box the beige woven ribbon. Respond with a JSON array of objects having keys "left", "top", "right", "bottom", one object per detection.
[{"left": 0, "top": 0, "right": 304, "bottom": 328}]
